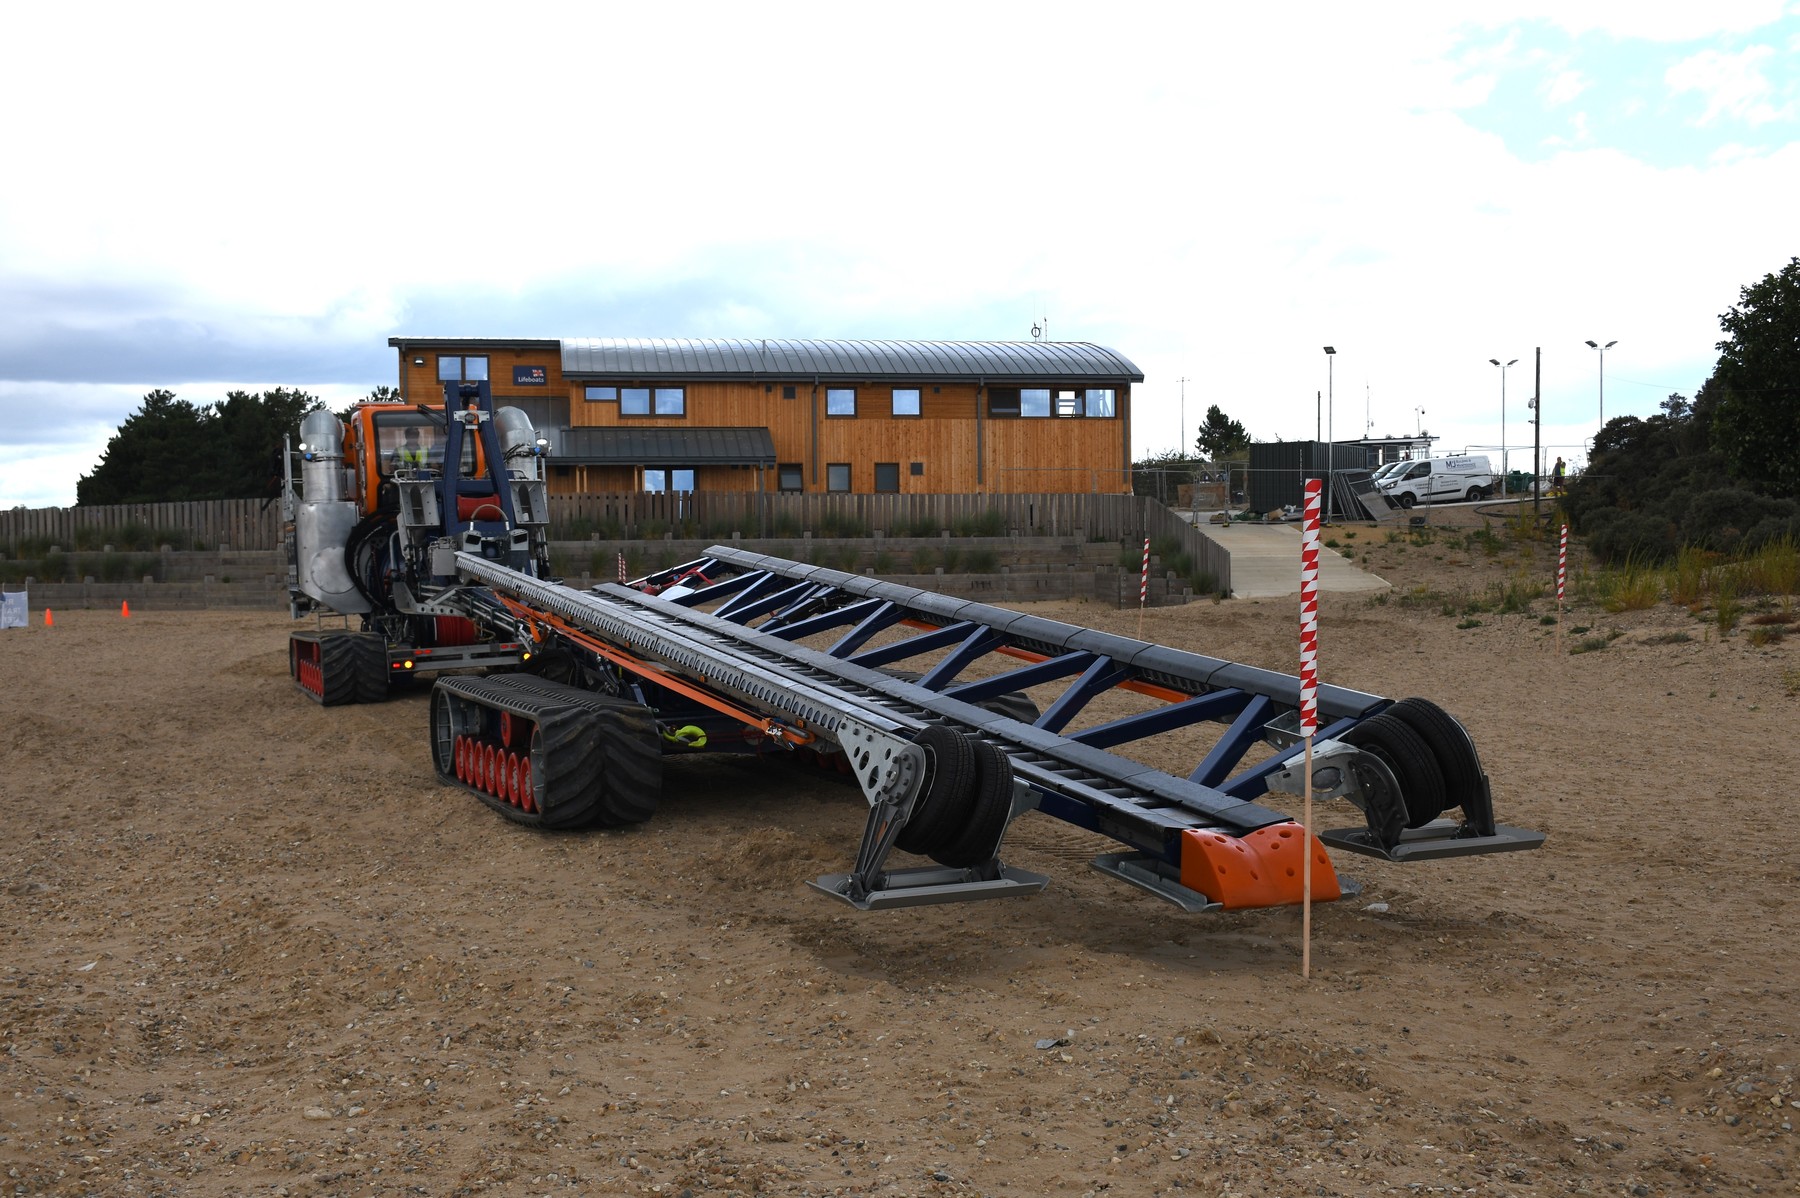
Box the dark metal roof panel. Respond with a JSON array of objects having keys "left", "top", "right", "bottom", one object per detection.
[
  {"left": 388, "top": 337, "right": 561, "bottom": 350},
  {"left": 552, "top": 425, "right": 777, "bottom": 466},
  {"left": 560, "top": 338, "right": 1143, "bottom": 383}
]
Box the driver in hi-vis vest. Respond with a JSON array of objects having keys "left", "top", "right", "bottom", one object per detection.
[{"left": 391, "top": 426, "right": 429, "bottom": 471}]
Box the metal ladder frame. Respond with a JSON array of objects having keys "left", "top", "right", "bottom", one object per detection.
[{"left": 456, "top": 546, "right": 1542, "bottom": 911}]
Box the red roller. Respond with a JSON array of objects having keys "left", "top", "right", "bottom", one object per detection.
[
  {"left": 433, "top": 616, "right": 479, "bottom": 647},
  {"left": 518, "top": 756, "right": 535, "bottom": 813},
  {"left": 506, "top": 752, "right": 522, "bottom": 807},
  {"left": 482, "top": 744, "right": 498, "bottom": 795},
  {"left": 499, "top": 710, "right": 516, "bottom": 749}
]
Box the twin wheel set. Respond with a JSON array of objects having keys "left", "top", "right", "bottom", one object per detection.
[{"left": 1334, "top": 695, "right": 1496, "bottom": 851}]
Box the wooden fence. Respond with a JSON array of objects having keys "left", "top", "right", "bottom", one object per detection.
[
  {"left": 0, "top": 499, "right": 283, "bottom": 553},
  {"left": 547, "top": 491, "right": 1148, "bottom": 541},
  {"left": 0, "top": 492, "right": 1230, "bottom": 595}
]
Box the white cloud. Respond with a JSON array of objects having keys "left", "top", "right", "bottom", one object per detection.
[
  {"left": 1, "top": 1, "right": 1795, "bottom": 502},
  {"left": 1666, "top": 45, "right": 1791, "bottom": 125},
  {"left": 1543, "top": 69, "right": 1591, "bottom": 106}
]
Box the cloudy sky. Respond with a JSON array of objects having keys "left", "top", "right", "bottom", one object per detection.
[{"left": 2, "top": 1, "right": 1796, "bottom": 508}]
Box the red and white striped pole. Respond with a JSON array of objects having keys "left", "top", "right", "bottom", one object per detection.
[
  {"left": 1299, "top": 478, "right": 1322, "bottom": 979},
  {"left": 1556, "top": 524, "right": 1567, "bottom": 652},
  {"left": 1558, "top": 524, "right": 1567, "bottom": 602},
  {"left": 1139, "top": 537, "right": 1150, "bottom": 608}
]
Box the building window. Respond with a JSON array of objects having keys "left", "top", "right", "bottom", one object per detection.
[
  {"left": 619, "top": 387, "right": 685, "bottom": 417},
  {"left": 891, "top": 388, "right": 920, "bottom": 417},
  {"left": 826, "top": 388, "right": 856, "bottom": 417},
  {"left": 826, "top": 463, "right": 851, "bottom": 492},
  {"left": 643, "top": 467, "right": 695, "bottom": 493},
  {"left": 437, "top": 355, "right": 489, "bottom": 383},
  {"left": 910, "top": 461, "right": 924, "bottom": 476},
  {"left": 988, "top": 385, "right": 1115, "bottom": 417},
  {"left": 874, "top": 462, "right": 900, "bottom": 493},
  {"left": 778, "top": 463, "right": 803, "bottom": 492},
  {"left": 585, "top": 385, "right": 617, "bottom": 402},
  {"left": 782, "top": 384, "right": 797, "bottom": 399}
]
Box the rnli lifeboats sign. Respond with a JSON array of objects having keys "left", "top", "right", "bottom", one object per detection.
[{"left": 513, "top": 366, "right": 547, "bottom": 386}]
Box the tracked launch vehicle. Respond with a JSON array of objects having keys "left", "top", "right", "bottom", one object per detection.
[{"left": 284, "top": 381, "right": 1541, "bottom": 913}]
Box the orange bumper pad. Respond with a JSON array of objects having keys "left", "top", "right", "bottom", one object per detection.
[{"left": 1179, "top": 823, "right": 1342, "bottom": 910}]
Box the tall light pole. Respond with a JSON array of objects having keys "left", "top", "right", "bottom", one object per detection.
[
  {"left": 1323, "top": 346, "right": 1336, "bottom": 480},
  {"left": 1490, "top": 357, "right": 1518, "bottom": 493},
  {"left": 1586, "top": 339, "right": 1617, "bottom": 432},
  {"left": 1177, "top": 375, "right": 1190, "bottom": 457}
]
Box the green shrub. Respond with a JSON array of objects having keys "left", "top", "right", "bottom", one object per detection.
[
  {"left": 1681, "top": 488, "right": 1796, "bottom": 553},
  {"left": 951, "top": 509, "right": 1005, "bottom": 538},
  {"left": 1589, "top": 513, "right": 1676, "bottom": 564},
  {"left": 115, "top": 522, "right": 153, "bottom": 551},
  {"left": 964, "top": 548, "right": 1000, "bottom": 573},
  {"left": 1598, "top": 561, "right": 1661, "bottom": 611}
]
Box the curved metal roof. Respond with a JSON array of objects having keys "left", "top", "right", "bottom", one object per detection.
[{"left": 561, "top": 338, "right": 1143, "bottom": 383}]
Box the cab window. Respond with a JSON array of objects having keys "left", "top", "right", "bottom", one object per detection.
[{"left": 373, "top": 414, "right": 472, "bottom": 478}]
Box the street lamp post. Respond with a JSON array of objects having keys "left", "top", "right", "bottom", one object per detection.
[
  {"left": 1323, "top": 346, "right": 1336, "bottom": 481},
  {"left": 1585, "top": 339, "right": 1617, "bottom": 431},
  {"left": 1177, "top": 375, "right": 1190, "bottom": 458},
  {"left": 1490, "top": 357, "right": 1518, "bottom": 494}
]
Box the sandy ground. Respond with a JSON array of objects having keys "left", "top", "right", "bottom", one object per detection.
[{"left": 3, "top": 509, "right": 1797, "bottom": 1198}]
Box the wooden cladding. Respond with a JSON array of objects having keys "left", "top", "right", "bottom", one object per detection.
[
  {"left": 563, "top": 378, "right": 1130, "bottom": 495},
  {"left": 396, "top": 346, "right": 570, "bottom": 407}
]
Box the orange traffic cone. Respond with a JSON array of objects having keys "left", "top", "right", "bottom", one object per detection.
[
  {"left": 44, "top": 608, "right": 53, "bottom": 627},
  {"left": 121, "top": 600, "right": 130, "bottom": 618}
]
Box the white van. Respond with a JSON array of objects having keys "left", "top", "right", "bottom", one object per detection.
[{"left": 1378, "top": 455, "right": 1495, "bottom": 508}]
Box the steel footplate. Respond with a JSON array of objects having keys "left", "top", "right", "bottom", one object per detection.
[
  {"left": 1090, "top": 852, "right": 1221, "bottom": 913},
  {"left": 1320, "top": 820, "right": 1547, "bottom": 861},
  {"left": 808, "top": 864, "right": 1050, "bottom": 910}
]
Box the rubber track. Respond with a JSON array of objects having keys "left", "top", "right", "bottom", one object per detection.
[
  {"left": 348, "top": 632, "right": 389, "bottom": 704},
  {"left": 433, "top": 675, "right": 661, "bottom": 830},
  {"left": 487, "top": 675, "right": 662, "bottom": 827},
  {"left": 291, "top": 631, "right": 363, "bottom": 706}
]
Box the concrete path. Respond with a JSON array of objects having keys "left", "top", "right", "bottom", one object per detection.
[{"left": 1188, "top": 518, "right": 1391, "bottom": 600}]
